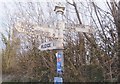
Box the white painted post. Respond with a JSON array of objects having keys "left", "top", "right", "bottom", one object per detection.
[{"left": 54, "top": 5, "right": 65, "bottom": 83}]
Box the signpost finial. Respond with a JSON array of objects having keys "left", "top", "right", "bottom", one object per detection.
[{"left": 54, "top": 5, "right": 65, "bottom": 14}]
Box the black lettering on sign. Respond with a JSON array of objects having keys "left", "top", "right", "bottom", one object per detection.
[
  {"left": 41, "top": 45, "right": 44, "bottom": 48},
  {"left": 44, "top": 44, "right": 47, "bottom": 48},
  {"left": 47, "top": 43, "right": 51, "bottom": 47},
  {"left": 41, "top": 43, "right": 51, "bottom": 49}
]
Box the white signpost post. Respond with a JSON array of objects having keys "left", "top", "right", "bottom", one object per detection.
[
  {"left": 15, "top": 4, "right": 95, "bottom": 83},
  {"left": 53, "top": 5, "right": 94, "bottom": 84}
]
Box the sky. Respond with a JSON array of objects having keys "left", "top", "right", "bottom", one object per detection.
[{"left": 0, "top": 2, "right": 5, "bottom": 50}]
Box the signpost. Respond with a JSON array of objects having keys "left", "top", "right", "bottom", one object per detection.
[{"left": 15, "top": 3, "right": 95, "bottom": 83}]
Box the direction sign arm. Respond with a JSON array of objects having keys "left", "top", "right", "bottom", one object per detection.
[
  {"left": 65, "top": 25, "right": 95, "bottom": 33},
  {"left": 34, "top": 26, "right": 54, "bottom": 33},
  {"left": 75, "top": 27, "right": 94, "bottom": 33},
  {"left": 34, "top": 26, "right": 59, "bottom": 38}
]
